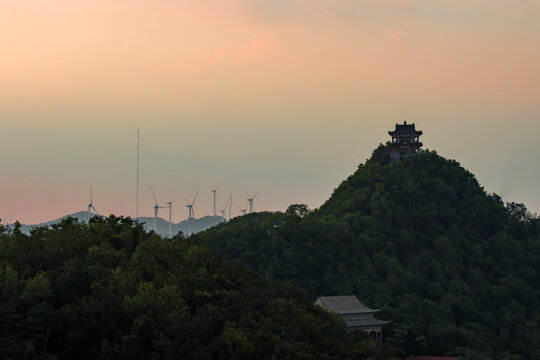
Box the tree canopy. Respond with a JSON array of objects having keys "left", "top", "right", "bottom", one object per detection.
[
  {"left": 195, "top": 144, "right": 540, "bottom": 359},
  {"left": 0, "top": 216, "right": 378, "bottom": 359}
]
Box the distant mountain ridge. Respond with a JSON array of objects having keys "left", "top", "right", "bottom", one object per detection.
[{"left": 6, "top": 211, "right": 224, "bottom": 237}]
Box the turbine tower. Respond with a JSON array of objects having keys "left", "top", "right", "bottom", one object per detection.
[
  {"left": 211, "top": 184, "right": 222, "bottom": 217},
  {"left": 87, "top": 182, "right": 99, "bottom": 215},
  {"left": 236, "top": 204, "right": 247, "bottom": 216},
  {"left": 182, "top": 188, "right": 199, "bottom": 236},
  {"left": 166, "top": 201, "right": 172, "bottom": 237},
  {"left": 150, "top": 185, "right": 167, "bottom": 233},
  {"left": 242, "top": 187, "right": 260, "bottom": 214},
  {"left": 229, "top": 194, "right": 232, "bottom": 220},
  {"left": 219, "top": 195, "right": 231, "bottom": 222}
]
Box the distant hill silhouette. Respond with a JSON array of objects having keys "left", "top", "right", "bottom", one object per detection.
[
  {"left": 8, "top": 211, "right": 224, "bottom": 237},
  {"left": 136, "top": 215, "right": 225, "bottom": 236}
]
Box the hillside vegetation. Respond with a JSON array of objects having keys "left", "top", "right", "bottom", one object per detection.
[
  {"left": 195, "top": 144, "right": 540, "bottom": 359},
  {"left": 0, "top": 217, "right": 376, "bottom": 359}
]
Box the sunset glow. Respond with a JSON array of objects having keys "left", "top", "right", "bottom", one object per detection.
[{"left": 1, "top": 0, "right": 539, "bottom": 224}]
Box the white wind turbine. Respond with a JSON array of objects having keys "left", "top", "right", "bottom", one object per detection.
[
  {"left": 182, "top": 188, "right": 199, "bottom": 235},
  {"left": 235, "top": 204, "right": 247, "bottom": 216},
  {"left": 150, "top": 185, "right": 167, "bottom": 233},
  {"left": 166, "top": 201, "right": 173, "bottom": 237},
  {"left": 242, "top": 187, "right": 260, "bottom": 214},
  {"left": 219, "top": 195, "right": 231, "bottom": 222},
  {"left": 211, "top": 184, "right": 222, "bottom": 217},
  {"left": 87, "top": 182, "right": 99, "bottom": 216},
  {"left": 229, "top": 194, "right": 232, "bottom": 220}
]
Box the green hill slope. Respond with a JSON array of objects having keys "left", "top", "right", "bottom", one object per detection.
[
  {"left": 196, "top": 144, "right": 540, "bottom": 359},
  {"left": 0, "top": 217, "right": 374, "bottom": 359}
]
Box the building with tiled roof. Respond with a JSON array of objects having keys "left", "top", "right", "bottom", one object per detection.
[
  {"left": 388, "top": 121, "right": 423, "bottom": 163},
  {"left": 315, "top": 295, "right": 390, "bottom": 340}
]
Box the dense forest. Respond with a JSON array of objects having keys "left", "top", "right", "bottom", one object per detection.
[
  {"left": 2, "top": 144, "right": 539, "bottom": 359},
  {"left": 195, "top": 144, "right": 540, "bottom": 360},
  {"left": 0, "top": 217, "right": 379, "bottom": 359}
]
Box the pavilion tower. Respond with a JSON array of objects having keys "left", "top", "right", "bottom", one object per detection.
[{"left": 388, "top": 121, "right": 423, "bottom": 163}]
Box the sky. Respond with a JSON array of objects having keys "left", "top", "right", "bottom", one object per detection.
[{"left": 0, "top": 0, "right": 539, "bottom": 224}]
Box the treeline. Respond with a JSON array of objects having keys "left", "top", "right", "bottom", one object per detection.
[
  {"left": 195, "top": 144, "right": 540, "bottom": 360},
  {"left": 0, "top": 216, "right": 380, "bottom": 359}
]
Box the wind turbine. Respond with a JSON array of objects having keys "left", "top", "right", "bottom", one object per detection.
[
  {"left": 166, "top": 201, "right": 172, "bottom": 237},
  {"left": 150, "top": 185, "right": 167, "bottom": 233},
  {"left": 235, "top": 204, "right": 247, "bottom": 216},
  {"left": 87, "top": 182, "right": 99, "bottom": 215},
  {"left": 182, "top": 188, "right": 199, "bottom": 219},
  {"left": 229, "top": 194, "right": 232, "bottom": 220},
  {"left": 182, "top": 188, "right": 199, "bottom": 235},
  {"left": 211, "top": 184, "right": 222, "bottom": 217},
  {"left": 219, "top": 195, "right": 231, "bottom": 222},
  {"left": 242, "top": 187, "right": 260, "bottom": 214}
]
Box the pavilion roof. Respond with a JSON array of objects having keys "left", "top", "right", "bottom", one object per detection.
[
  {"left": 389, "top": 121, "right": 422, "bottom": 135},
  {"left": 316, "top": 295, "right": 378, "bottom": 315},
  {"left": 345, "top": 317, "right": 391, "bottom": 327}
]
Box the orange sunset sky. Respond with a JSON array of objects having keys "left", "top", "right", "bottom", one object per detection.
[{"left": 0, "top": 0, "right": 539, "bottom": 224}]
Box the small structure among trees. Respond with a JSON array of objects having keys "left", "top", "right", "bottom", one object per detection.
[
  {"left": 315, "top": 295, "right": 390, "bottom": 341},
  {"left": 388, "top": 121, "right": 423, "bottom": 163}
]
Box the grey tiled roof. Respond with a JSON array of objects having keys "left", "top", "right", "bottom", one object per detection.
[
  {"left": 316, "top": 295, "right": 378, "bottom": 315},
  {"left": 345, "top": 318, "right": 391, "bottom": 327}
]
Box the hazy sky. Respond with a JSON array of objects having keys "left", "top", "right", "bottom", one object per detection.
[{"left": 1, "top": 0, "right": 539, "bottom": 224}]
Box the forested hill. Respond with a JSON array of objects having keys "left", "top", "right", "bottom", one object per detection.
[
  {"left": 0, "top": 217, "right": 375, "bottom": 359},
  {"left": 195, "top": 144, "right": 540, "bottom": 359}
]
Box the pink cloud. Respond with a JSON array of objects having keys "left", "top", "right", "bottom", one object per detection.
[
  {"left": 234, "top": 32, "right": 278, "bottom": 62},
  {"left": 200, "top": 31, "right": 279, "bottom": 69},
  {"left": 205, "top": 42, "right": 232, "bottom": 66},
  {"left": 391, "top": 26, "right": 407, "bottom": 41}
]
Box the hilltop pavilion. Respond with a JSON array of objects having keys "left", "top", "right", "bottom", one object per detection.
[{"left": 388, "top": 121, "right": 423, "bottom": 163}]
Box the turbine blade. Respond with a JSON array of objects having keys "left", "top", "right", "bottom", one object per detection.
[
  {"left": 89, "top": 182, "right": 93, "bottom": 203},
  {"left": 253, "top": 188, "right": 261, "bottom": 199},
  {"left": 149, "top": 185, "right": 158, "bottom": 205},
  {"left": 242, "top": 186, "right": 251, "bottom": 197},
  {"left": 181, "top": 195, "right": 190, "bottom": 204},
  {"left": 192, "top": 188, "right": 199, "bottom": 205},
  {"left": 91, "top": 205, "right": 99, "bottom": 215}
]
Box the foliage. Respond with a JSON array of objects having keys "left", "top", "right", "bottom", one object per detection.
[
  {"left": 0, "top": 216, "right": 377, "bottom": 359},
  {"left": 195, "top": 144, "right": 540, "bottom": 359}
]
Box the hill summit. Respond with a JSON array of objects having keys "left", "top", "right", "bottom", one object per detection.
[{"left": 196, "top": 143, "right": 540, "bottom": 359}]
